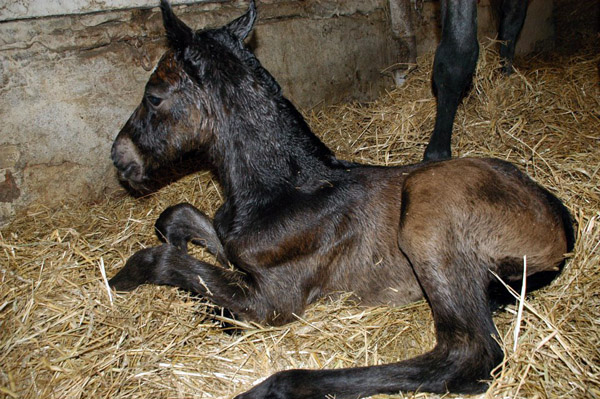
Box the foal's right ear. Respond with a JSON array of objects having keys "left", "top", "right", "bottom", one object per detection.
[
  {"left": 224, "top": 0, "right": 257, "bottom": 41},
  {"left": 160, "top": 0, "right": 195, "bottom": 51}
]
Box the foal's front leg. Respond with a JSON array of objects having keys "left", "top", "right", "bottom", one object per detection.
[
  {"left": 109, "top": 244, "right": 266, "bottom": 321},
  {"left": 154, "top": 203, "right": 228, "bottom": 266}
]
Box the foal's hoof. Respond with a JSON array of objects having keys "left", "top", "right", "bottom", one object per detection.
[
  {"left": 235, "top": 370, "right": 310, "bottom": 399},
  {"left": 108, "top": 247, "right": 159, "bottom": 291}
]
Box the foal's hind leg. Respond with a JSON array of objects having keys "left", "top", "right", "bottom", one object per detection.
[
  {"left": 155, "top": 203, "right": 228, "bottom": 266},
  {"left": 396, "top": 244, "right": 504, "bottom": 391},
  {"left": 236, "top": 254, "right": 501, "bottom": 399},
  {"left": 236, "top": 229, "right": 502, "bottom": 398}
]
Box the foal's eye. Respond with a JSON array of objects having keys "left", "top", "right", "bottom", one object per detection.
[{"left": 146, "top": 95, "right": 162, "bottom": 107}]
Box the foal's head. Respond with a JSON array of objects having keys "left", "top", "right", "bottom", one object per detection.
[{"left": 111, "top": 0, "right": 269, "bottom": 189}]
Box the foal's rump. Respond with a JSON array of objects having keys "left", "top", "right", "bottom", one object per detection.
[{"left": 397, "top": 157, "right": 572, "bottom": 292}]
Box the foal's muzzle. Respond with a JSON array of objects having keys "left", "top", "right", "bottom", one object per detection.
[{"left": 111, "top": 136, "right": 147, "bottom": 188}]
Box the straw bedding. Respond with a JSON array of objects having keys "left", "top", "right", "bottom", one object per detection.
[{"left": 1, "top": 40, "right": 599, "bottom": 398}]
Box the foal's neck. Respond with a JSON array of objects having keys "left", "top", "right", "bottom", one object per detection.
[{"left": 213, "top": 95, "right": 338, "bottom": 203}]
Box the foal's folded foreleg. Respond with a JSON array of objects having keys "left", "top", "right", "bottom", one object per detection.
[
  {"left": 154, "top": 202, "right": 228, "bottom": 266},
  {"left": 109, "top": 244, "right": 263, "bottom": 321}
]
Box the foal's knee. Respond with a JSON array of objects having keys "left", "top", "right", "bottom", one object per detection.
[{"left": 155, "top": 203, "right": 198, "bottom": 250}]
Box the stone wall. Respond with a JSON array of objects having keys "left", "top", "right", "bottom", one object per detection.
[{"left": 0, "top": 0, "right": 553, "bottom": 227}]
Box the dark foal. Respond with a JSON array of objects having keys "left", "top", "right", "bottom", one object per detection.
[
  {"left": 424, "top": 0, "right": 529, "bottom": 161},
  {"left": 109, "top": 1, "right": 573, "bottom": 397}
]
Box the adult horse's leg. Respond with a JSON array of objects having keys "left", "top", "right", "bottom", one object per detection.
[
  {"left": 424, "top": 0, "right": 478, "bottom": 161},
  {"left": 154, "top": 203, "right": 228, "bottom": 266},
  {"left": 498, "top": 0, "right": 529, "bottom": 75}
]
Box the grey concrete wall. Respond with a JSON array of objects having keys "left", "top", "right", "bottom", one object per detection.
[{"left": 0, "top": 0, "right": 554, "bottom": 227}]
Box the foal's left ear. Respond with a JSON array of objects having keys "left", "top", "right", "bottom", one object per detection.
[
  {"left": 225, "top": 0, "right": 257, "bottom": 41},
  {"left": 160, "top": 0, "right": 195, "bottom": 51}
]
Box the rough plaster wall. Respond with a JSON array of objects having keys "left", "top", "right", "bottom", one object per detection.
[
  {"left": 517, "top": 0, "right": 555, "bottom": 54},
  {"left": 0, "top": 0, "right": 403, "bottom": 226}
]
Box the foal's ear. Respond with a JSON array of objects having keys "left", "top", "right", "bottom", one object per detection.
[
  {"left": 160, "top": 0, "right": 195, "bottom": 50},
  {"left": 225, "top": 0, "right": 257, "bottom": 41}
]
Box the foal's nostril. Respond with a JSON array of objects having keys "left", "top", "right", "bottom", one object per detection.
[
  {"left": 111, "top": 140, "right": 126, "bottom": 166},
  {"left": 124, "top": 162, "right": 144, "bottom": 182}
]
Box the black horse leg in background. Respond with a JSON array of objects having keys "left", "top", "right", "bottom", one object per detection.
[
  {"left": 499, "top": 0, "right": 529, "bottom": 75},
  {"left": 424, "top": 0, "right": 529, "bottom": 162},
  {"left": 424, "top": 0, "right": 479, "bottom": 162}
]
